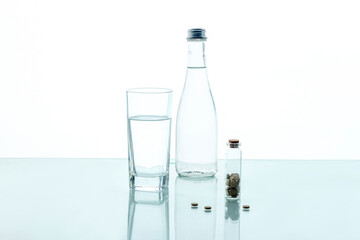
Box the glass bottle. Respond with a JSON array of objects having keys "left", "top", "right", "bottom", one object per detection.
[
  {"left": 175, "top": 28, "right": 218, "bottom": 177},
  {"left": 225, "top": 139, "right": 241, "bottom": 200}
]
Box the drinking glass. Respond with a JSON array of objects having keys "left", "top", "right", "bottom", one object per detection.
[{"left": 127, "top": 88, "right": 173, "bottom": 191}]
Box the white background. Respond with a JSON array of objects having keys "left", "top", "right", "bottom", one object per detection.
[{"left": 0, "top": 0, "right": 359, "bottom": 159}]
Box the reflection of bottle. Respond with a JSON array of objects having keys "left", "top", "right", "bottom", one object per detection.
[
  {"left": 224, "top": 199, "right": 240, "bottom": 240},
  {"left": 175, "top": 176, "right": 217, "bottom": 240},
  {"left": 175, "top": 28, "right": 218, "bottom": 177},
  {"left": 127, "top": 189, "right": 169, "bottom": 240}
]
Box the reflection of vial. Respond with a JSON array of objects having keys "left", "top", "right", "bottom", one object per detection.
[
  {"left": 224, "top": 199, "right": 240, "bottom": 240},
  {"left": 225, "top": 139, "right": 242, "bottom": 200}
]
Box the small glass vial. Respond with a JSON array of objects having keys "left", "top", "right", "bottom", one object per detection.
[{"left": 225, "top": 139, "right": 242, "bottom": 200}]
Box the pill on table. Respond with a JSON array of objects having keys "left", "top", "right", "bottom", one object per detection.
[
  {"left": 204, "top": 206, "right": 212, "bottom": 212},
  {"left": 242, "top": 205, "right": 250, "bottom": 211},
  {"left": 191, "top": 202, "right": 198, "bottom": 207}
]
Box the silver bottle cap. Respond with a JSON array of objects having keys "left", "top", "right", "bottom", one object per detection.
[{"left": 187, "top": 28, "right": 207, "bottom": 41}]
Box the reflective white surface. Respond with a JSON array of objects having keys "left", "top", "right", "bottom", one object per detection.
[{"left": 0, "top": 159, "right": 359, "bottom": 239}]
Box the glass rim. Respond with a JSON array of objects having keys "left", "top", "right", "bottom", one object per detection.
[{"left": 127, "top": 87, "right": 173, "bottom": 94}]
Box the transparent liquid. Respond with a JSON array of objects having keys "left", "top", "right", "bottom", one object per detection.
[
  {"left": 128, "top": 115, "right": 171, "bottom": 177},
  {"left": 176, "top": 67, "right": 218, "bottom": 177}
]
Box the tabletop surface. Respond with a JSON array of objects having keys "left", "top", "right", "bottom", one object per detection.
[{"left": 0, "top": 158, "right": 359, "bottom": 240}]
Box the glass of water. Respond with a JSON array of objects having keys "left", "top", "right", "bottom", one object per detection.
[{"left": 127, "top": 88, "right": 173, "bottom": 191}]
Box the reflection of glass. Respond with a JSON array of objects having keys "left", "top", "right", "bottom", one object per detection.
[
  {"left": 224, "top": 199, "right": 240, "bottom": 240},
  {"left": 175, "top": 176, "right": 217, "bottom": 240},
  {"left": 127, "top": 88, "right": 173, "bottom": 191},
  {"left": 127, "top": 189, "right": 169, "bottom": 240}
]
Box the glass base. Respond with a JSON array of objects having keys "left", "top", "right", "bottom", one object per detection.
[
  {"left": 225, "top": 195, "right": 240, "bottom": 201},
  {"left": 177, "top": 171, "right": 217, "bottom": 178},
  {"left": 129, "top": 175, "right": 168, "bottom": 191}
]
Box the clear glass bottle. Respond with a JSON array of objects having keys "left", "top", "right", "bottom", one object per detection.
[
  {"left": 175, "top": 28, "right": 218, "bottom": 177},
  {"left": 225, "top": 139, "right": 242, "bottom": 200}
]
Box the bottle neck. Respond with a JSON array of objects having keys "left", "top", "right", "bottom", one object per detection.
[{"left": 187, "top": 41, "right": 206, "bottom": 68}]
